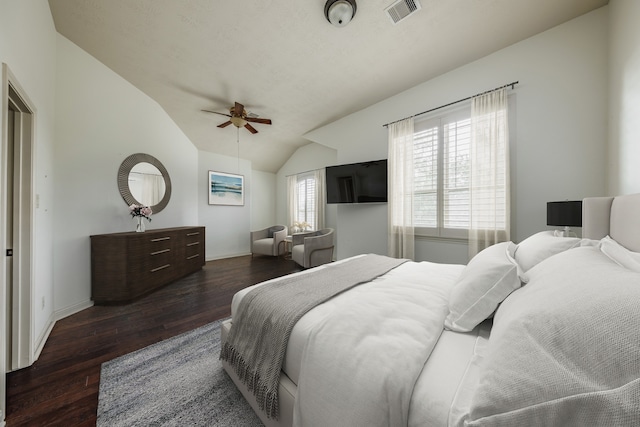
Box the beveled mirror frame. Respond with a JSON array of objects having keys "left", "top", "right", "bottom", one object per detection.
[{"left": 117, "top": 153, "right": 172, "bottom": 214}]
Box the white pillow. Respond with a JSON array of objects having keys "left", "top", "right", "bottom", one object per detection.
[
  {"left": 464, "top": 246, "right": 640, "bottom": 426},
  {"left": 599, "top": 235, "right": 640, "bottom": 273},
  {"left": 444, "top": 242, "right": 521, "bottom": 332},
  {"left": 514, "top": 230, "right": 581, "bottom": 272}
]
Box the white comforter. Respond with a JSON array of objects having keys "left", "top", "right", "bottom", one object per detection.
[{"left": 292, "top": 260, "right": 463, "bottom": 427}]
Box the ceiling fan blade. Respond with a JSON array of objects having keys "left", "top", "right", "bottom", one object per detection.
[
  {"left": 202, "top": 109, "right": 231, "bottom": 117},
  {"left": 234, "top": 102, "right": 244, "bottom": 117},
  {"left": 244, "top": 123, "right": 258, "bottom": 134},
  {"left": 217, "top": 121, "right": 233, "bottom": 128},
  {"left": 245, "top": 117, "right": 272, "bottom": 125}
]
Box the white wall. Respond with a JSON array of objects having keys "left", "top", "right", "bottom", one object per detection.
[
  {"left": 276, "top": 142, "right": 338, "bottom": 232},
  {"left": 53, "top": 34, "right": 199, "bottom": 314},
  {"left": 0, "top": 0, "right": 58, "bottom": 421},
  {"left": 608, "top": 0, "right": 640, "bottom": 195},
  {"left": 251, "top": 170, "right": 277, "bottom": 231},
  {"left": 198, "top": 150, "right": 252, "bottom": 259},
  {"left": 305, "top": 7, "right": 609, "bottom": 263}
]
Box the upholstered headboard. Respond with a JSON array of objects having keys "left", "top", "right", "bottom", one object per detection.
[{"left": 583, "top": 193, "right": 640, "bottom": 252}]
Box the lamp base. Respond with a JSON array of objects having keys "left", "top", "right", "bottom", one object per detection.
[{"left": 553, "top": 226, "right": 577, "bottom": 238}]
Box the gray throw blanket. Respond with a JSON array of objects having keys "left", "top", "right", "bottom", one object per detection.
[{"left": 219, "top": 254, "right": 408, "bottom": 419}]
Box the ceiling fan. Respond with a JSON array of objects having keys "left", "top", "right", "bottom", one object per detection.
[{"left": 202, "top": 102, "right": 272, "bottom": 134}]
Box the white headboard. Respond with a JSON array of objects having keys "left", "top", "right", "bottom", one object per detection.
[{"left": 583, "top": 193, "right": 640, "bottom": 252}]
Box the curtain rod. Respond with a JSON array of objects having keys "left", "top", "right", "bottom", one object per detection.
[
  {"left": 382, "top": 81, "right": 519, "bottom": 128},
  {"left": 285, "top": 167, "right": 323, "bottom": 178}
]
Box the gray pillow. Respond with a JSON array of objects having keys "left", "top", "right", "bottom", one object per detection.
[{"left": 267, "top": 226, "right": 280, "bottom": 238}]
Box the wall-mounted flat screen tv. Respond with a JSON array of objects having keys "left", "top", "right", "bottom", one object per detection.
[{"left": 326, "top": 159, "right": 388, "bottom": 204}]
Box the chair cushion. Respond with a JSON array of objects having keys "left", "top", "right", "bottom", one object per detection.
[{"left": 253, "top": 238, "right": 275, "bottom": 255}]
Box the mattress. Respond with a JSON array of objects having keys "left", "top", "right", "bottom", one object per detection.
[{"left": 229, "top": 256, "right": 491, "bottom": 425}]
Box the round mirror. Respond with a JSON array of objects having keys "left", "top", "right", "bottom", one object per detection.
[
  {"left": 129, "top": 162, "right": 166, "bottom": 206},
  {"left": 118, "top": 153, "right": 172, "bottom": 214}
]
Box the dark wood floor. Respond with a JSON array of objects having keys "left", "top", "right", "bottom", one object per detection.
[{"left": 5, "top": 255, "right": 302, "bottom": 427}]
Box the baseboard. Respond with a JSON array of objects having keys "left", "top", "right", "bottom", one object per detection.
[
  {"left": 55, "top": 299, "right": 94, "bottom": 322},
  {"left": 33, "top": 311, "right": 56, "bottom": 362},
  {"left": 206, "top": 252, "right": 251, "bottom": 261}
]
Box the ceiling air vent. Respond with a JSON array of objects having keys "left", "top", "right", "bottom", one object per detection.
[{"left": 385, "top": 0, "right": 421, "bottom": 24}]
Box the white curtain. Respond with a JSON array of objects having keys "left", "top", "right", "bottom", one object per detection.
[
  {"left": 142, "top": 174, "right": 164, "bottom": 206},
  {"left": 388, "top": 117, "right": 415, "bottom": 260},
  {"left": 313, "top": 168, "right": 326, "bottom": 230},
  {"left": 287, "top": 174, "right": 298, "bottom": 232},
  {"left": 469, "top": 88, "right": 510, "bottom": 259}
]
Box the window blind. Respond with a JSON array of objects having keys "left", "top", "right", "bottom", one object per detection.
[
  {"left": 413, "top": 107, "right": 471, "bottom": 237},
  {"left": 296, "top": 175, "right": 316, "bottom": 226},
  {"left": 443, "top": 117, "right": 470, "bottom": 230}
]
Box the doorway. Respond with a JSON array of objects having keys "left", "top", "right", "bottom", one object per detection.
[{"left": 1, "top": 63, "right": 35, "bottom": 424}]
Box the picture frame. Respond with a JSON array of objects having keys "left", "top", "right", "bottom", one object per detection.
[{"left": 208, "top": 170, "right": 244, "bottom": 206}]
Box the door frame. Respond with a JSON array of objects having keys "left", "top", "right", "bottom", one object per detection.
[{"left": 1, "top": 63, "right": 36, "bottom": 425}]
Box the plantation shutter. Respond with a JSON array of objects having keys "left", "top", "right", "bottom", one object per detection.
[
  {"left": 413, "top": 118, "right": 438, "bottom": 229},
  {"left": 413, "top": 106, "right": 471, "bottom": 238},
  {"left": 296, "top": 174, "right": 316, "bottom": 227},
  {"left": 442, "top": 115, "right": 471, "bottom": 231}
]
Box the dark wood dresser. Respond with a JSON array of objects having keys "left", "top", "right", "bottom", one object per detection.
[{"left": 90, "top": 226, "right": 205, "bottom": 304}]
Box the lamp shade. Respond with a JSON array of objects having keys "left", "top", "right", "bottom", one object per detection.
[{"left": 547, "top": 201, "right": 583, "bottom": 227}]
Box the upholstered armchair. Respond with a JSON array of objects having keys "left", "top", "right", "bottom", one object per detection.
[
  {"left": 291, "top": 228, "right": 335, "bottom": 268},
  {"left": 250, "top": 225, "right": 288, "bottom": 257}
]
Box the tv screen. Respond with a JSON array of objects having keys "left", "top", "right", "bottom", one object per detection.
[{"left": 325, "top": 159, "right": 388, "bottom": 204}]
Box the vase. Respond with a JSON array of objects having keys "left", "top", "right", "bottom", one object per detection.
[{"left": 136, "top": 216, "right": 145, "bottom": 232}]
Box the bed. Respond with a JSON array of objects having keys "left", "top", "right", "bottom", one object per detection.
[{"left": 220, "top": 193, "right": 640, "bottom": 427}]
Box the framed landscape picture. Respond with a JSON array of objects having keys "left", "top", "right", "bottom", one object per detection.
[{"left": 208, "top": 171, "right": 244, "bottom": 206}]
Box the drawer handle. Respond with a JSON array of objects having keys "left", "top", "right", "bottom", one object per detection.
[
  {"left": 150, "top": 249, "right": 170, "bottom": 256},
  {"left": 187, "top": 242, "right": 199, "bottom": 247},
  {"left": 186, "top": 254, "right": 200, "bottom": 260},
  {"left": 186, "top": 232, "right": 200, "bottom": 236},
  {"left": 151, "top": 264, "right": 171, "bottom": 273},
  {"left": 151, "top": 237, "right": 171, "bottom": 242}
]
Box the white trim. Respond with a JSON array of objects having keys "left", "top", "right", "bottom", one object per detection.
[
  {"left": 207, "top": 252, "right": 251, "bottom": 262},
  {"left": 54, "top": 300, "right": 94, "bottom": 323},
  {"left": 415, "top": 234, "right": 468, "bottom": 245},
  {"left": 0, "top": 63, "right": 8, "bottom": 427},
  {"left": 33, "top": 312, "right": 55, "bottom": 363},
  {"left": 414, "top": 226, "right": 468, "bottom": 240},
  {"left": 2, "top": 64, "right": 36, "bottom": 371}
]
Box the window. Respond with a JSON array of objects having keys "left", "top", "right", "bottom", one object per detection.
[
  {"left": 295, "top": 173, "right": 316, "bottom": 227},
  {"left": 413, "top": 107, "right": 471, "bottom": 239},
  {"left": 288, "top": 169, "right": 326, "bottom": 232}
]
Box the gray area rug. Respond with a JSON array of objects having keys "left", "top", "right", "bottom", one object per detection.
[{"left": 97, "top": 319, "right": 264, "bottom": 426}]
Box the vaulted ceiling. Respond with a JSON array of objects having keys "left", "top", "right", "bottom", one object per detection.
[{"left": 48, "top": 0, "right": 607, "bottom": 172}]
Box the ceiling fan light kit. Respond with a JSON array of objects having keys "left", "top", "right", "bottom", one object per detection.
[{"left": 325, "top": 0, "right": 357, "bottom": 27}]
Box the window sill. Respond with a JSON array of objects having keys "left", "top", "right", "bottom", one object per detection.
[{"left": 415, "top": 234, "right": 468, "bottom": 244}]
